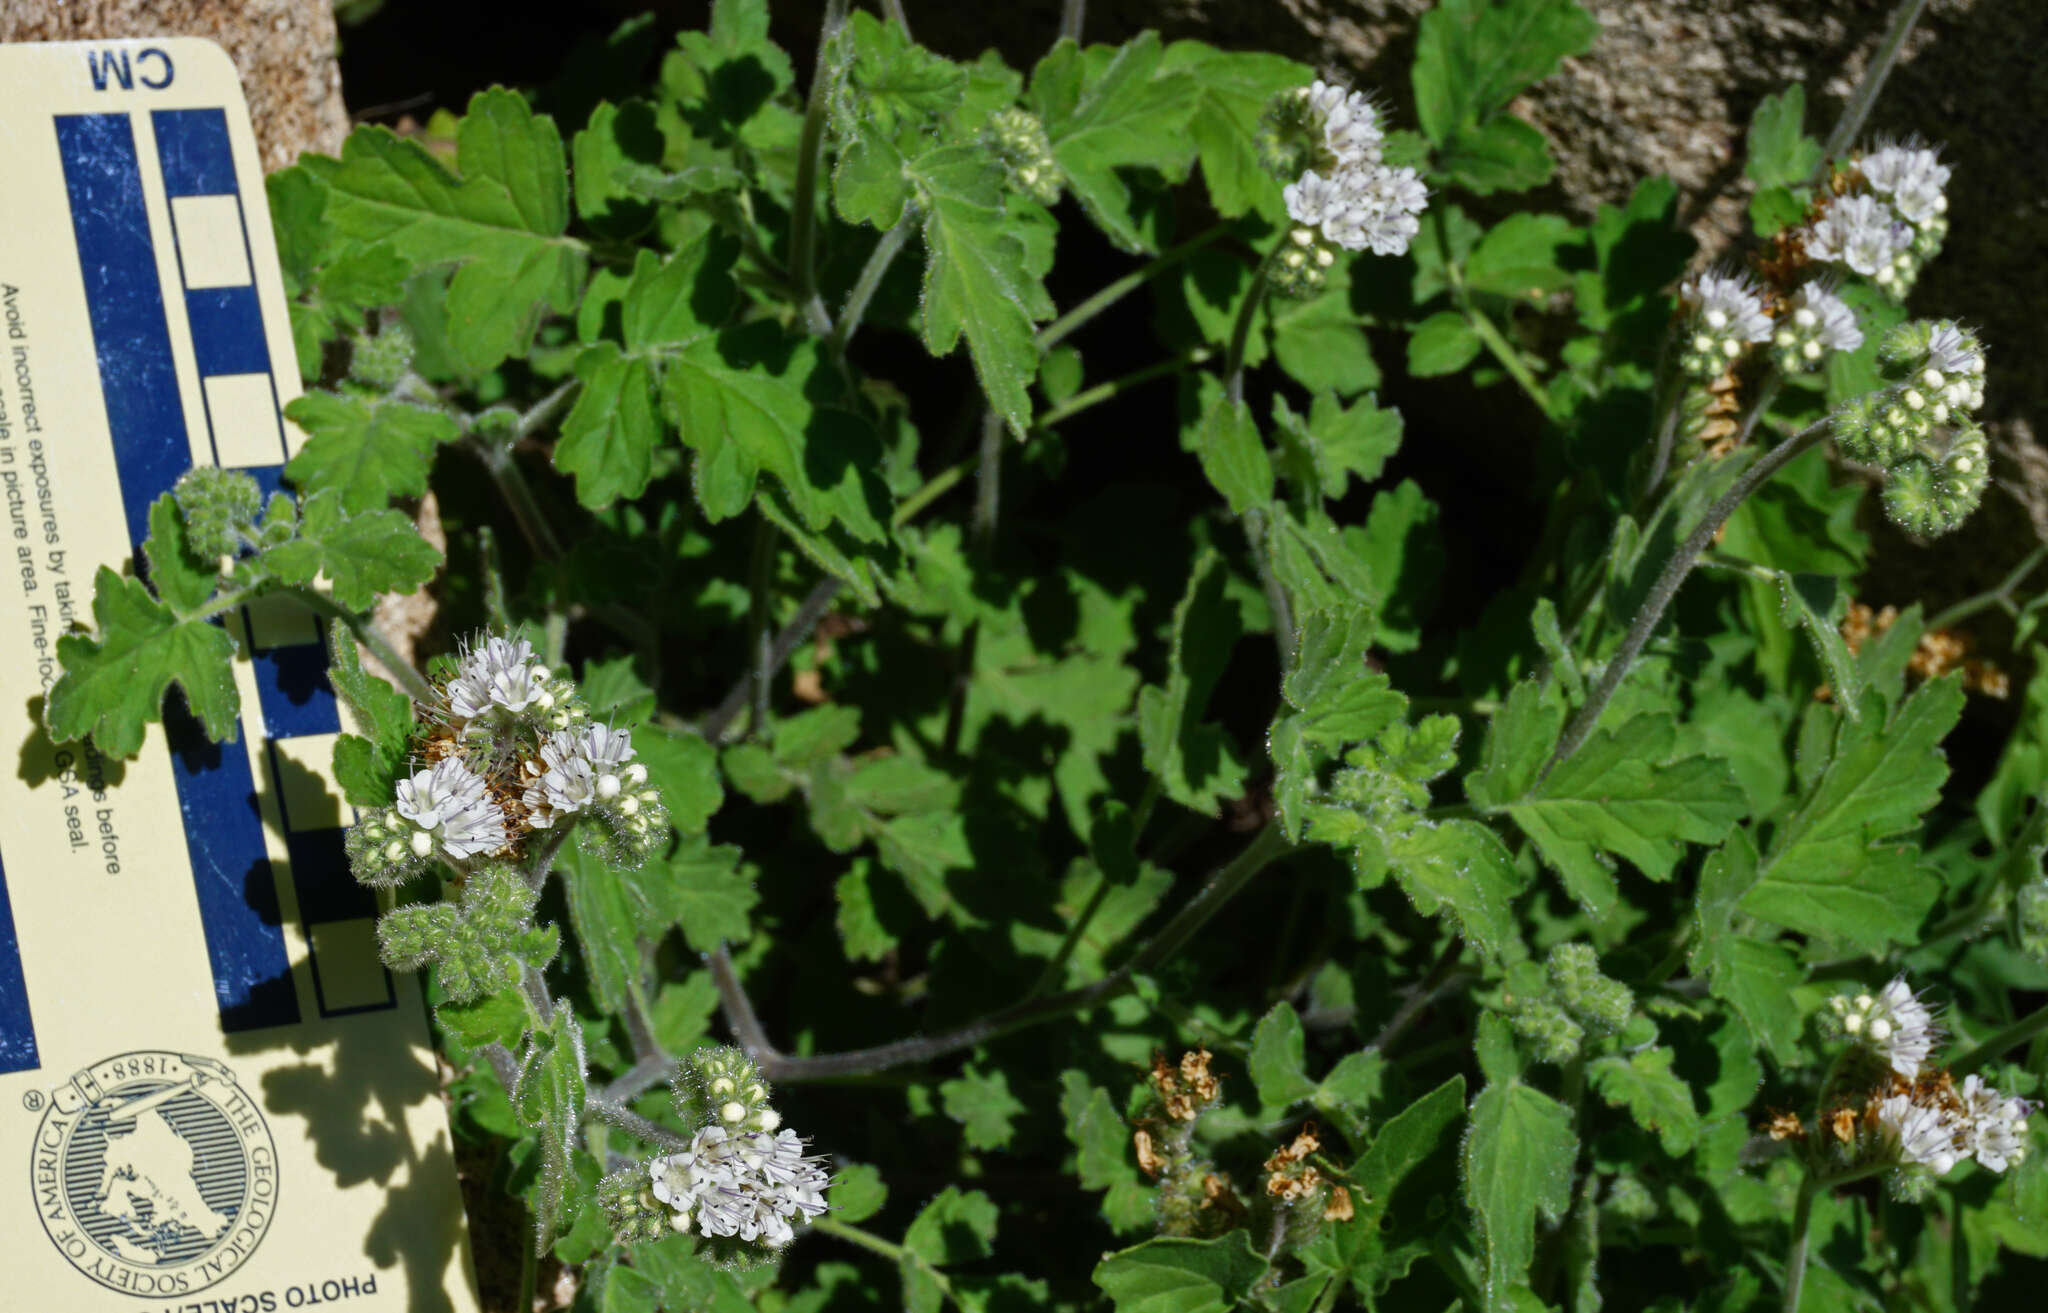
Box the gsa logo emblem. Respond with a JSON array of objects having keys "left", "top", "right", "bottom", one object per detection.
[{"left": 29, "top": 1051, "right": 278, "bottom": 1295}]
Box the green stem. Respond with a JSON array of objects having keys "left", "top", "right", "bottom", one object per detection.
[
  {"left": 879, "top": 0, "right": 912, "bottom": 36},
  {"left": 892, "top": 459, "right": 971, "bottom": 527},
  {"left": 972, "top": 408, "right": 1003, "bottom": 550},
  {"left": 1035, "top": 225, "right": 1228, "bottom": 352},
  {"left": 1927, "top": 544, "right": 2048, "bottom": 630},
  {"left": 709, "top": 821, "right": 1293, "bottom": 1081},
  {"left": 584, "top": 1096, "right": 688, "bottom": 1151},
  {"left": 1949, "top": 1001, "right": 2048, "bottom": 1077},
  {"left": 1541, "top": 411, "right": 1836, "bottom": 780},
  {"left": 1782, "top": 1175, "right": 1819, "bottom": 1313},
  {"left": 789, "top": 0, "right": 851, "bottom": 340},
  {"left": 1819, "top": 0, "right": 1935, "bottom": 167},
  {"left": 1036, "top": 349, "right": 1212, "bottom": 428},
  {"left": 1243, "top": 505, "right": 1297, "bottom": 673},
  {"left": 1223, "top": 245, "right": 1280, "bottom": 407},
  {"left": 279, "top": 586, "right": 437, "bottom": 705},
  {"left": 474, "top": 440, "right": 564, "bottom": 562},
  {"left": 743, "top": 518, "right": 779, "bottom": 740},
  {"left": 517, "top": 1201, "right": 538, "bottom": 1304},
  {"left": 1024, "top": 873, "right": 1113, "bottom": 1001},
  {"left": 1057, "top": 0, "right": 1086, "bottom": 43},
  {"left": 815, "top": 1217, "right": 962, "bottom": 1308},
  {"left": 1464, "top": 301, "right": 1561, "bottom": 423},
  {"left": 833, "top": 212, "right": 916, "bottom": 355},
  {"left": 1734, "top": 373, "right": 1785, "bottom": 448}
]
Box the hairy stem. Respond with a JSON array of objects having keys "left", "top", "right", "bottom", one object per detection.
[
  {"left": 1224, "top": 245, "right": 1279, "bottom": 407},
  {"left": 743, "top": 518, "right": 780, "bottom": 740},
  {"left": 815, "top": 1217, "right": 962, "bottom": 1308},
  {"left": 1036, "top": 349, "right": 1213, "bottom": 429},
  {"left": 709, "top": 822, "right": 1293, "bottom": 1081},
  {"left": 474, "top": 441, "right": 564, "bottom": 562},
  {"left": 281, "top": 587, "right": 435, "bottom": 705},
  {"left": 585, "top": 1096, "right": 689, "bottom": 1152},
  {"left": 1057, "top": 0, "right": 1086, "bottom": 43},
  {"left": 1949, "top": 1001, "right": 2048, "bottom": 1077},
  {"left": 1734, "top": 373, "right": 1786, "bottom": 448},
  {"left": 1927, "top": 544, "right": 2048, "bottom": 630},
  {"left": 1465, "top": 301, "right": 1560, "bottom": 423},
  {"left": 1640, "top": 339, "right": 1685, "bottom": 498},
  {"left": 1243, "top": 505, "right": 1298, "bottom": 674},
  {"left": 1035, "top": 225, "right": 1228, "bottom": 352},
  {"left": 704, "top": 576, "right": 839, "bottom": 743},
  {"left": 879, "top": 0, "right": 912, "bottom": 37},
  {"left": 1819, "top": 0, "right": 1935, "bottom": 167},
  {"left": 789, "top": 0, "right": 852, "bottom": 340},
  {"left": 833, "top": 212, "right": 916, "bottom": 355},
  {"left": 1543, "top": 414, "right": 1835, "bottom": 779}
]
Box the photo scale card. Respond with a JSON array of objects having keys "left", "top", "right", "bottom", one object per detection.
[{"left": 0, "top": 38, "right": 481, "bottom": 1311}]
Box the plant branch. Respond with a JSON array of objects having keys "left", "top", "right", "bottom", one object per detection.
[
  {"left": 1542, "top": 413, "right": 1836, "bottom": 780},
  {"left": 742, "top": 518, "right": 780, "bottom": 740},
  {"left": 1057, "top": 0, "right": 1086, "bottom": 44},
  {"left": 879, "top": 0, "right": 912, "bottom": 38},
  {"left": 1949, "top": 1001, "right": 2048, "bottom": 1077},
  {"left": 1224, "top": 245, "right": 1279, "bottom": 407},
  {"left": 709, "top": 822, "right": 1293, "bottom": 1081},
  {"left": 1819, "top": 0, "right": 1935, "bottom": 167},
  {"left": 815, "top": 1217, "right": 962, "bottom": 1307},
  {"left": 1035, "top": 225, "right": 1228, "bottom": 352},
  {"left": 585, "top": 1096, "right": 689, "bottom": 1152},
  {"left": 1927, "top": 544, "right": 2048, "bottom": 630},
  {"left": 789, "top": 0, "right": 852, "bottom": 340},
  {"left": 1464, "top": 301, "right": 1561, "bottom": 423},
  {"left": 1036, "top": 349, "right": 1213, "bottom": 429},
  {"left": 833, "top": 212, "right": 916, "bottom": 355},
  {"left": 1734, "top": 373, "right": 1785, "bottom": 448},
  {"left": 282, "top": 586, "right": 437, "bottom": 705}
]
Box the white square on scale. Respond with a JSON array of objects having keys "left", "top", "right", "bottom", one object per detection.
[
  {"left": 203, "top": 371, "right": 285, "bottom": 467},
  {"left": 170, "top": 193, "right": 253, "bottom": 289}
]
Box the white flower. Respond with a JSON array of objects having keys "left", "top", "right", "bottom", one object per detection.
[
  {"left": 648, "top": 1126, "right": 830, "bottom": 1250},
  {"left": 1860, "top": 142, "right": 1949, "bottom": 226},
  {"left": 393, "top": 758, "right": 506, "bottom": 859},
  {"left": 1959, "top": 1075, "right": 2034, "bottom": 1173},
  {"left": 1877, "top": 1093, "right": 1967, "bottom": 1175},
  {"left": 447, "top": 635, "right": 552, "bottom": 719},
  {"left": 1784, "top": 282, "right": 1864, "bottom": 356},
  {"left": 1805, "top": 194, "right": 1911, "bottom": 278},
  {"left": 520, "top": 724, "right": 647, "bottom": 827},
  {"left": 1680, "top": 271, "right": 1772, "bottom": 344},
  {"left": 1303, "top": 80, "right": 1383, "bottom": 167},
  {"left": 1832, "top": 976, "right": 1939, "bottom": 1078},
  {"left": 1284, "top": 162, "right": 1428, "bottom": 257}
]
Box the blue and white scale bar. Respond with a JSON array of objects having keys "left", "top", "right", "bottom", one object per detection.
[
  {"left": 54, "top": 107, "right": 390, "bottom": 1031},
  {"left": 0, "top": 846, "right": 37, "bottom": 1074}
]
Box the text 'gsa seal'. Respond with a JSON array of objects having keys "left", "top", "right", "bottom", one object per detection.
[{"left": 28, "top": 1051, "right": 278, "bottom": 1296}]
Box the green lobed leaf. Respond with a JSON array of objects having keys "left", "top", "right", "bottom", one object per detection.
[
  {"left": 283, "top": 391, "right": 461, "bottom": 514},
  {"left": 938, "top": 1067, "right": 1027, "bottom": 1150},
  {"left": 1692, "top": 829, "right": 1804, "bottom": 1062},
  {"left": 1466, "top": 213, "right": 1585, "bottom": 298},
  {"left": 1411, "top": 0, "right": 1600, "bottom": 140},
  {"left": 1744, "top": 86, "right": 1822, "bottom": 189},
  {"left": 1157, "top": 42, "right": 1304, "bottom": 217},
  {"left": 324, "top": 88, "right": 583, "bottom": 371},
  {"left": 1740, "top": 679, "right": 1961, "bottom": 949},
  {"left": 906, "top": 145, "right": 1053, "bottom": 440},
  {"left": 1587, "top": 1047, "right": 1702, "bottom": 1155},
  {"left": 1463, "top": 1080, "right": 1577, "bottom": 1312},
  {"left": 46, "top": 566, "right": 240, "bottom": 758},
  {"left": 556, "top": 344, "right": 662, "bottom": 508},
  {"left": 1028, "top": 34, "right": 1197, "bottom": 252},
  {"left": 1302, "top": 1075, "right": 1466, "bottom": 1298},
  {"left": 511, "top": 1008, "right": 586, "bottom": 1250},
  {"left": 1092, "top": 1232, "right": 1267, "bottom": 1313},
  {"left": 904, "top": 1186, "right": 1000, "bottom": 1267},
  {"left": 1249, "top": 1001, "right": 1319, "bottom": 1107},
  {"left": 1060, "top": 1070, "right": 1155, "bottom": 1234},
  {"left": 260, "top": 489, "right": 441, "bottom": 611},
  {"left": 1408, "top": 310, "right": 1483, "bottom": 376},
  {"left": 1193, "top": 393, "right": 1272, "bottom": 514},
  {"left": 1434, "top": 115, "right": 1557, "bottom": 194},
  {"left": 1381, "top": 818, "right": 1527, "bottom": 963},
  {"left": 145, "top": 493, "right": 220, "bottom": 616}
]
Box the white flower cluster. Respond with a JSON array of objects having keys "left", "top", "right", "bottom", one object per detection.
[
  {"left": 1804, "top": 141, "right": 1950, "bottom": 295},
  {"left": 648, "top": 1126, "right": 830, "bottom": 1249},
  {"left": 1677, "top": 270, "right": 1772, "bottom": 377},
  {"left": 1279, "top": 81, "right": 1427, "bottom": 267},
  {"left": 393, "top": 758, "right": 507, "bottom": 860},
  {"left": 1773, "top": 281, "right": 1863, "bottom": 372},
  {"left": 1878, "top": 1076, "right": 2035, "bottom": 1177},
  {"left": 446, "top": 635, "right": 554, "bottom": 720},
  {"left": 521, "top": 724, "right": 649, "bottom": 828},
  {"left": 1914, "top": 322, "right": 1987, "bottom": 420},
  {"left": 1830, "top": 976, "right": 1939, "bottom": 1078}
]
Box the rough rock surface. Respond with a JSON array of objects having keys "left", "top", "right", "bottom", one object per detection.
[{"left": 1, "top": 0, "right": 349, "bottom": 170}]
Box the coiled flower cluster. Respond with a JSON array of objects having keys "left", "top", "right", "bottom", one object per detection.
[
  {"left": 1260, "top": 80, "right": 1428, "bottom": 296},
  {"left": 1801, "top": 140, "right": 1950, "bottom": 297},
  {"left": 346, "top": 634, "right": 671, "bottom": 889},
  {"left": 1831, "top": 320, "right": 1991, "bottom": 537},
  {"left": 1793, "top": 974, "right": 2035, "bottom": 1198},
  {"left": 600, "top": 1047, "right": 831, "bottom": 1261},
  {"left": 983, "top": 106, "right": 1060, "bottom": 206},
  {"left": 1772, "top": 281, "right": 1864, "bottom": 374},
  {"left": 1677, "top": 270, "right": 1773, "bottom": 378}
]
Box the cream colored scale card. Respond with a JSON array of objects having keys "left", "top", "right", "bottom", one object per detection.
[{"left": 0, "top": 40, "right": 480, "bottom": 1312}]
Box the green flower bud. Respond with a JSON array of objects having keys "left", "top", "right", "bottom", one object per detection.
[
  {"left": 1882, "top": 456, "right": 1978, "bottom": 538},
  {"left": 1547, "top": 944, "right": 1633, "bottom": 1037},
  {"left": 347, "top": 806, "right": 437, "bottom": 888},
  {"left": 983, "top": 107, "right": 1061, "bottom": 206},
  {"left": 599, "top": 1166, "right": 671, "bottom": 1246},
  {"left": 1269, "top": 227, "right": 1336, "bottom": 299},
  {"left": 350, "top": 323, "right": 415, "bottom": 391},
  {"left": 377, "top": 903, "right": 456, "bottom": 970},
  {"left": 1509, "top": 998, "right": 1584, "bottom": 1065},
  {"left": 173, "top": 466, "right": 264, "bottom": 559},
  {"left": 674, "top": 1046, "right": 781, "bottom": 1134}
]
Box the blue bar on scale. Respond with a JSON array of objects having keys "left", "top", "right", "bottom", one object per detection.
[
  {"left": 54, "top": 111, "right": 300, "bottom": 1032},
  {"left": 0, "top": 847, "right": 37, "bottom": 1074}
]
